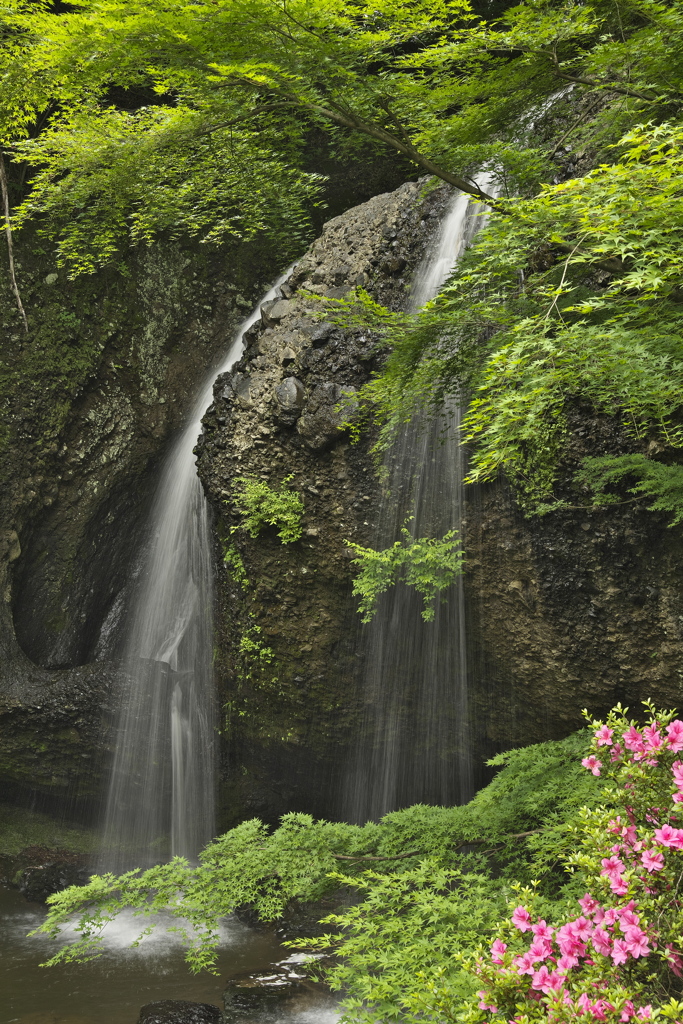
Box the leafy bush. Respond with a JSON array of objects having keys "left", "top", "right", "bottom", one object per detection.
[
  {"left": 346, "top": 528, "right": 464, "bottom": 622},
  {"left": 463, "top": 703, "right": 683, "bottom": 1024},
  {"left": 33, "top": 730, "right": 597, "bottom": 977},
  {"left": 231, "top": 475, "right": 304, "bottom": 543}
]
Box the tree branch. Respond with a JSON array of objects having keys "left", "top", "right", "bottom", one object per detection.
[
  {"left": 332, "top": 831, "right": 540, "bottom": 862},
  {"left": 0, "top": 154, "right": 28, "bottom": 334},
  {"left": 332, "top": 848, "right": 422, "bottom": 861},
  {"left": 209, "top": 74, "right": 500, "bottom": 205}
]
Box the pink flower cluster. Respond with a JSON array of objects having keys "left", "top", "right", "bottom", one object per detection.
[
  {"left": 508, "top": 897, "right": 652, "bottom": 975},
  {"left": 478, "top": 901, "right": 656, "bottom": 1020},
  {"left": 473, "top": 710, "right": 683, "bottom": 1024},
  {"left": 584, "top": 720, "right": 683, "bottom": 776}
]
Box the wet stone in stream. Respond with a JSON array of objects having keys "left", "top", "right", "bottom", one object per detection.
[{"left": 137, "top": 1001, "right": 223, "bottom": 1024}]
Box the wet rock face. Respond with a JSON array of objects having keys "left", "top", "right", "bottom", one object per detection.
[
  {"left": 137, "top": 1000, "right": 223, "bottom": 1024},
  {"left": 196, "top": 181, "right": 452, "bottom": 824},
  {"left": 0, "top": 236, "right": 281, "bottom": 809},
  {"left": 464, "top": 408, "right": 683, "bottom": 756}
]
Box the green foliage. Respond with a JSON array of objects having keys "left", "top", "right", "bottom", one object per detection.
[
  {"left": 34, "top": 730, "right": 596, "bottom": 979},
  {"left": 351, "top": 122, "right": 683, "bottom": 517},
  {"left": 13, "top": 108, "right": 322, "bottom": 275},
  {"left": 4, "top": 0, "right": 683, "bottom": 272},
  {"left": 231, "top": 475, "right": 304, "bottom": 544},
  {"left": 222, "top": 544, "right": 248, "bottom": 588},
  {"left": 347, "top": 527, "right": 464, "bottom": 622},
  {"left": 300, "top": 865, "right": 506, "bottom": 1024},
  {"left": 576, "top": 455, "right": 683, "bottom": 526},
  {"left": 238, "top": 624, "right": 274, "bottom": 665}
]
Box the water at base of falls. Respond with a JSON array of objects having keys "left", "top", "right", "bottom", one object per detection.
[
  {"left": 343, "top": 182, "right": 493, "bottom": 823},
  {"left": 0, "top": 885, "right": 340, "bottom": 1024},
  {"left": 100, "top": 276, "right": 287, "bottom": 872}
]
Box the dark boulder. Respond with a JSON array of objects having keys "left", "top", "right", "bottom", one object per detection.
[
  {"left": 137, "top": 1000, "right": 223, "bottom": 1024},
  {"left": 3, "top": 845, "right": 87, "bottom": 903}
]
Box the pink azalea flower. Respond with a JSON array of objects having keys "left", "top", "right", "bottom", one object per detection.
[
  {"left": 673, "top": 760, "right": 683, "bottom": 786},
  {"left": 531, "top": 919, "right": 554, "bottom": 939},
  {"left": 654, "top": 824, "right": 683, "bottom": 849},
  {"left": 643, "top": 725, "right": 663, "bottom": 751},
  {"left": 636, "top": 1007, "right": 652, "bottom": 1019},
  {"left": 610, "top": 743, "right": 623, "bottom": 761},
  {"left": 610, "top": 875, "right": 629, "bottom": 895},
  {"left": 667, "top": 720, "right": 683, "bottom": 752},
  {"left": 579, "top": 893, "right": 599, "bottom": 915},
  {"left": 601, "top": 855, "right": 625, "bottom": 880},
  {"left": 558, "top": 952, "right": 580, "bottom": 969},
  {"left": 531, "top": 966, "right": 564, "bottom": 994},
  {"left": 624, "top": 925, "right": 650, "bottom": 958},
  {"left": 529, "top": 939, "right": 552, "bottom": 962},
  {"left": 513, "top": 951, "right": 536, "bottom": 976},
  {"left": 623, "top": 726, "right": 644, "bottom": 752},
  {"left": 611, "top": 938, "right": 630, "bottom": 965},
  {"left": 641, "top": 849, "right": 664, "bottom": 872},
  {"left": 577, "top": 993, "right": 594, "bottom": 1015},
  {"left": 591, "top": 1000, "right": 613, "bottom": 1021},
  {"left": 490, "top": 938, "right": 507, "bottom": 963},
  {"left": 621, "top": 825, "right": 638, "bottom": 846},
  {"left": 511, "top": 905, "right": 532, "bottom": 931},
  {"left": 569, "top": 916, "right": 592, "bottom": 942},
  {"left": 619, "top": 909, "right": 640, "bottom": 929},
  {"left": 582, "top": 755, "right": 602, "bottom": 776},
  {"left": 595, "top": 725, "right": 614, "bottom": 746},
  {"left": 673, "top": 792, "right": 683, "bottom": 804},
  {"left": 620, "top": 1000, "right": 635, "bottom": 1022},
  {"left": 557, "top": 924, "right": 587, "bottom": 959},
  {"left": 666, "top": 944, "right": 683, "bottom": 977},
  {"left": 592, "top": 926, "right": 612, "bottom": 957},
  {"left": 602, "top": 908, "right": 619, "bottom": 927}
]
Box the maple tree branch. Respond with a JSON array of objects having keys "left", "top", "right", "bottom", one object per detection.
[{"left": 0, "top": 154, "right": 28, "bottom": 334}]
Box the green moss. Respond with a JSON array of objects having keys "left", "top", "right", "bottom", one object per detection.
[{"left": 0, "top": 803, "right": 99, "bottom": 857}]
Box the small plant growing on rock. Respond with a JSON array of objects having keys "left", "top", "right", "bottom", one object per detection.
[
  {"left": 346, "top": 526, "right": 464, "bottom": 622},
  {"left": 231, "top": 475, "right": 303, "bottom": 543},
  {"left": 222, "top": 543, "right": 248, "bottom": 587}
]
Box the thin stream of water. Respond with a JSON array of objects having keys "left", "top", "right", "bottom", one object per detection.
[
  {"left": 101, "top": 274, "right": 289, "bottom": 871},
  {"left": 344, "top": 181, "right": 494, "bottom": 822}
]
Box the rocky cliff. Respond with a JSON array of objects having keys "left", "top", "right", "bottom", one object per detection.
[
  {"left": 0, "top": 234, "right": 283, "bottom": 810},
  {"left": 196, "top": 180, "right": 453, "bottom": 825}
]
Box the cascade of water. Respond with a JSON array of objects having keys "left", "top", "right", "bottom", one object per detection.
[
  {"left": 343, "top": 182, "right": 493, "bottom": 823},
  {"left": 100, "top": 277, "right": 287, "bottom": 871}
]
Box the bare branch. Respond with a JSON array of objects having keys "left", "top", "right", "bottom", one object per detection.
[{"left": 0, "top": 154, "right": 28, "bottom": 334}]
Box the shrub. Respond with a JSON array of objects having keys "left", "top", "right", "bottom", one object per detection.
[{"left": 231, "top": 474, "right": 303, "bottom": 543}]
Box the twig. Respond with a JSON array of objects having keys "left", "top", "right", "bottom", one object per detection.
[
  {"left": 332, "top": 849, "right": 422, "bottom": 861},
  {"left": 332, "top": 831, "right": 540, "bottom": 862},
  {"left": 0, "top": 153, "right": 28, "bottom": 334}
]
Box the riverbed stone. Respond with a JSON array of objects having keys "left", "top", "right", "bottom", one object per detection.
[{"left": 137, "top": 1000, "right": 223, "bottom": 1024}]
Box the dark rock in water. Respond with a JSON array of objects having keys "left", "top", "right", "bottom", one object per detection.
[
  {"left": 224, "top": 955, "right": 327, "bottom": 1022},
  {"left": 2, "top": 845, "right": 87, "bottom": 903},
  {"left": 137, "top": 1000, "right": 223, "bottom": 1024}
]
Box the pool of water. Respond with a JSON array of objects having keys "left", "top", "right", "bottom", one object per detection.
[{"left": 0, "top": 886, "right": 339, "bottom": 1024}]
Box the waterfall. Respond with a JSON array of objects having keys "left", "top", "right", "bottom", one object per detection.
[
  {"left": 344, "top": 182, "right": 493, "bottom": 823},
  {"left": 100, "top": 277, "right": 287, "bottom": 871}
]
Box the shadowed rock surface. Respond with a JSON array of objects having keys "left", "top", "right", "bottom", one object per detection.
[{"left": 137, "top": 1000, "right": 223, "bottom": 1024}]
